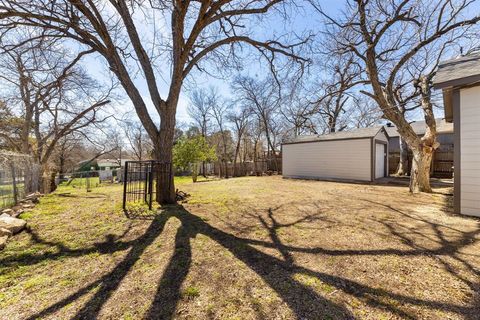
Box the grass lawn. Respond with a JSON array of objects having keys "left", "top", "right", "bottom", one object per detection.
[{"left": 0, "top": 176, "right": 479, "bottom": 319}]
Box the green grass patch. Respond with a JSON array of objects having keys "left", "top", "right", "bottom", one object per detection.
[{"left": 182, "top": 286, "right": 200, "bottom": 299}]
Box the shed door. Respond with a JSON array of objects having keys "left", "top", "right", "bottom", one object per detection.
[{"left": 375, "top": 143, "right": 385, "bottom": 179}]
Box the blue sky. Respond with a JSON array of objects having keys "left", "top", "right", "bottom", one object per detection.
[
  {"left": 78, "top": 0, "right": 345, "bottom": 127},
  {"left": 79, "top": 0, "right": 476, "bottom": 127}
]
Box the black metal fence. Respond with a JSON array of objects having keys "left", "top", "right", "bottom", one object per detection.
[
  {"left": 122, "top": 161, "right": 171, "bottom": 211},
  {"left": 0, "top": 152, "right": 41, "bottom": 210}
]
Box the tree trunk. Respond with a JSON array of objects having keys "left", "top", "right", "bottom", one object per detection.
[
  {"left": 253, "top": 140, "right": 258, "bottom": 175},
  {"left": 408, "top": 75, "right": 438, "bottom": 193},
  {"left": 201, "top": 120, "right": 208, "bottom": 178},
  {"left": 233, "top": 140, "right": 241, "bottom": 177},
  {"left": 40, "top": 163, "right": 57, "bottom": 194},
  {"left": 153, "top": 108, "right": 176, "bottom": 204},
  {"left": 222, "top": 135, "right": 229, "bottom": 179},
  {"left": 218, "top": 160, "right": 223, "bottom": 178},
  {"left": 23, "top": 166, "right": 34, "bottom": 194},
  {"left": 202, "top": 162, "right": 207, "bottom": 178},
  {"left": 409, "top": 147, "right": 433, "bottom": 193},
  {"left": 272, "top": 150, "right": 279, "bottom": 172},
  {"left": 223, "top": 160, "right": 229, "bottom": 179},
  {"left": 396, "top": 137, "right": 409, "bottom": 176},
  {"left": 264, "top": 132, "right": 278, "bottom": 172},
  {"left": 242, "top": 137, "right": 248, "bottom": 176},
  {"left": 192, "top": 163, "right": 198, "bottom": 183},
  {"left": 328, "top": 116, "right": 336, "bottom": 133},
  {"left": 59, "top": 154, "right": 66, "bottom": 180}
]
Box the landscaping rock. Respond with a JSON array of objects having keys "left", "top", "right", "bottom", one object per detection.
[
  {"left": 0, "top": 227, "right": 12, "bottom": 237},
  {"left": 175, "top": 189, "right": 190, "bottom": 201},
  {"left": 0, "top": 216, "right": 26, "bottom": 234},
  {"left": 25, "top": 193, "right": 41, "bottom": 203},
  {"left": 0, "top": 213, "right": 10, "bottom": 218},
  {"left": 22, "top": 203, "right": 35, "bottom": 209},
  {"left": 26, "top": 192, "right": 41, "bottom": 198},
  {"left": 0, "top": 235, "right": 8, "bottom": 250},
  {"left": 2, "top": 208, "right": 14, "bottom": 215},
  {"left": 12, "top": 209, "right": 24, "bottom": 218}
]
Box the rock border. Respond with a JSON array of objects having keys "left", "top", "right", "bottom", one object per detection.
[{"left": 0, "top": 192, "right": 41, "bottom": 250}]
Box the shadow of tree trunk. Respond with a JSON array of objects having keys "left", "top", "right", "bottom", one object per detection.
[
  {"left": 144, "top": 220, "right": 192, "bottom": 319},
  {"left": 24, "top": 203, "right": 479, "bottom": 320},
  {"left": 25, "top": 214, "right": 171, "bottom": 320},
  {"left": 159, "top": 207, "right": 354, "bottom": 320}
]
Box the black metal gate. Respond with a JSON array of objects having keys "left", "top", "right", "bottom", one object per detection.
[{"left": 122, "top": 161, "right": 171, "bottom": 210}]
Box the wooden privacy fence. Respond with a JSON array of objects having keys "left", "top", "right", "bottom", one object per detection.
[
  {"left": 0, "top": 152, "right": 41, "bottom": 210},
  {"left": 200, "top": 158, "right": 282, "bottom": 177},
  {"left": 389, "top": 150, "right": 454, "bottom": 178}
]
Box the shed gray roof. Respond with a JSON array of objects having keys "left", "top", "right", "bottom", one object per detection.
[
  {"left": 433, "top": 52, "right": 480, "bottom": 89},
  {"left": 283, "top": 126, "right": 386, "bottom": 144},
  {"left": 385, "top": 118, "right": 453, "bottom": 138}
]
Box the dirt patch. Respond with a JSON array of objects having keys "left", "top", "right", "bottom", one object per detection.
[{"left": 0, "top": 176, "right": 478, "bottom": 319}]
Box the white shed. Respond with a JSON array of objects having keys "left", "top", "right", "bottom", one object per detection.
[
  {"left": 282, "top": 127, "right": 389, "bottom": 182},
  {"left": 434, "top": 52, "right": 480, "bottom": 217}
]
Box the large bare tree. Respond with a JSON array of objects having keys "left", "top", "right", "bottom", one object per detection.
[
  {"left": 0, "top": 36, "right": 112, "bottom": 192},
  {"left": 227, "top": 104, "right": 250, "bottom": 176},
  {"left": 187, "top": 87, "right": 213, "bottom": 177},
  {"left": 278, "top": 75, "right": 318, "bottom": 136},
  {"left": 209, "top": 89, "right": 231, "bottom": 178},
  {"left": 0, "top": 0, "right": 308, "bottom": 203},
  {"left": 313, "top": 56, "right": 364, "bottom": 133},
  {"left": 120, "top": 116, "right": 153, "bottom": 161},
  {"left": 0, "top": 100, "right": 22, "bottom": 150},
  {"left": 188, "top": 88, "right": 212, "bottom": 138},
  {"left": 233, "top": 76, "right": 282, "bottom": 171},
  {"left": 314, "top": 0, "right": 480, "bottom": 192}
]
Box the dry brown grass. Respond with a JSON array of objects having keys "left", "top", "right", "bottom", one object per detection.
[{"left": 0, "top": 176, "right": 479, "bottom": 319}]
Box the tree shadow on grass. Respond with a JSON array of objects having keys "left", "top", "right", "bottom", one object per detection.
[
  {"left": 358, "top": 199, "right": 480, "bottom": 320},
  {"left": 145, "top": 205, "right": 479, "bottom": 320},
  {"left": 0, "top": 223, "right": 136, "bottom": 271},
  {"left": 144, "top": 206, "right": 479, "bottom": 319},
  {"left": 143, "top": 206, "right": 352, "bottom": 320},
  {"left": 56, "top": 192, "right": 109, "bottom": 199},
  {"left": 24, "top": 213, "right": 171, "bottom": 320},
  {"left": 21, "top": 203, "right": 480, "bottom": 320}
]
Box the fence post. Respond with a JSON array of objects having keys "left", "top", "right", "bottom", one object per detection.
[
  {"left": 148, "top": 162, "right": 154, "bottom": 210},
  {"left": 430, "top": 150, "right": 435, "bottom": 174},
  {"left": 10, "top": 162, "right": 18, "bottom": 205},
  {"left": 122, "top": 161, "right": 129, "bottom": 210}
]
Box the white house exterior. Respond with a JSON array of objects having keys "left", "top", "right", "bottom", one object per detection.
[
  {"left": 433, "top": 52, "right": 480, "bottom": 217},
  {"left": 282, "top": 127, "right": 389, "bottom": 182}
]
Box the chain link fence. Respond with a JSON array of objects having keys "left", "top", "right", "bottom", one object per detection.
[
  {"left": 56, "top": 169, "right": 123, "bottom": 192},
  {"left": 0, "top": 152, "right": 41, "bottom": 210}
]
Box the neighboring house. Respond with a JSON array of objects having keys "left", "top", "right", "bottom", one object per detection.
[
  {"left": 97, "top": 159, "right": 121, "bottom": 171},
  {"left": 76, "top": 159, "right": 99, "bottom": 172},
  {"left": 385, "top": 119, "right": 454, "bottom": 177},
  {"left": 282, "top": 126, "right": 389, "bottom": 182},
  {"left": 75, "top": 159, "right": 133, "bottom": 172},
  {"left": 385, "top": 119, "right": 454, "bottom": 153},
  {"left": 433, "top": 51, "right": 480, "bottom": 217}
]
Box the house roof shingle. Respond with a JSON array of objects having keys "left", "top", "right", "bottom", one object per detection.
[
  {"left": 283, "top": 126, "right": 386, "bottom": 144},
  {"left": 385, "top": 118, "right": 453, "bottom": 138},
  {"left": 433, "top": 52, "right": 480, "bottom": 89}
]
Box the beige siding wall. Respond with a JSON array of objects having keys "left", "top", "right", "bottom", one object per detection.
[
  {"left": 282, "top": 138, "right": 372, "bottom": 181},
  {"left": 460, "top": 86, "right": 480, "bottom": 217},
  {"left": 374, "top": 130, "right": 389, "bottom": 178},
  {"left": 374, "top": 130, "right": 388, "bottom": 143}
]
